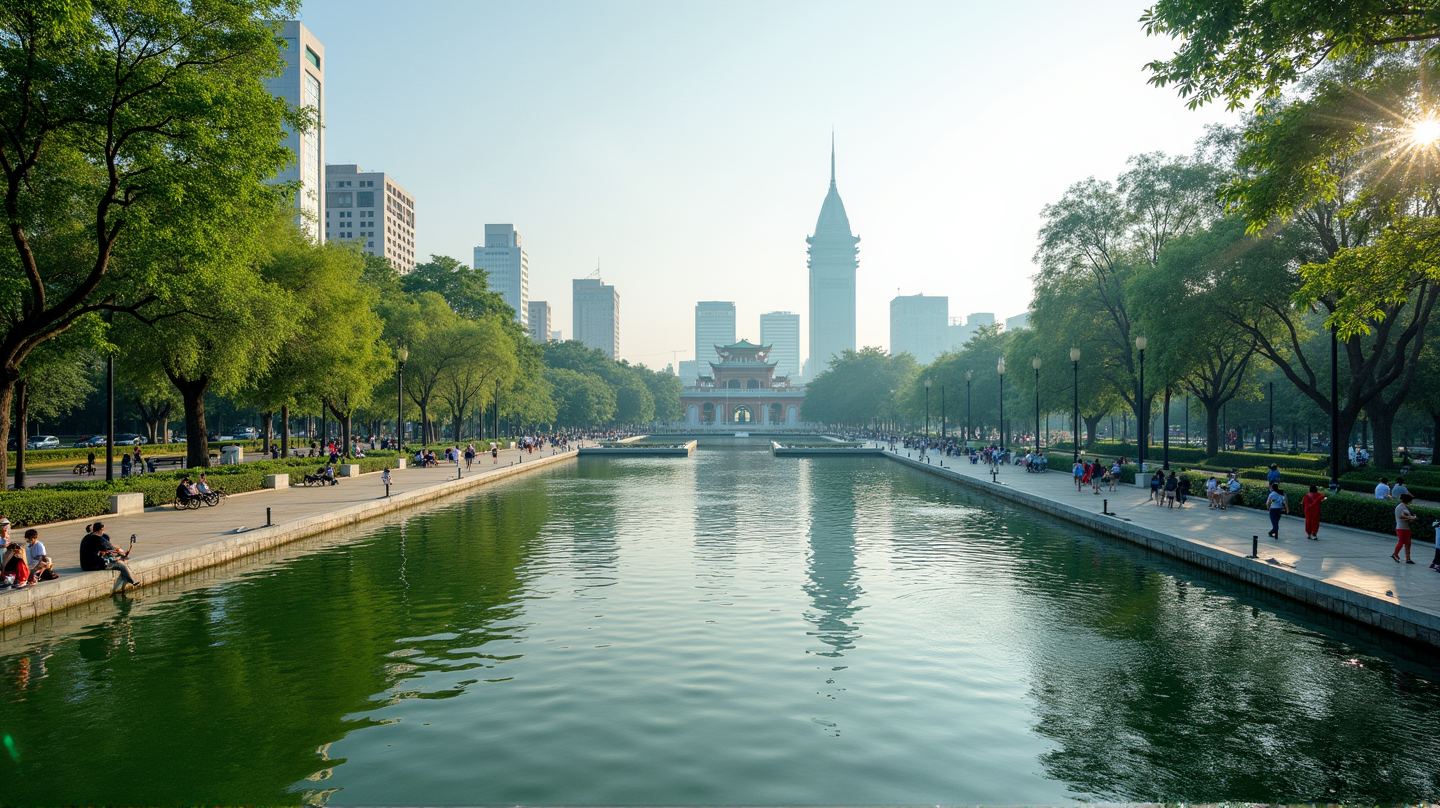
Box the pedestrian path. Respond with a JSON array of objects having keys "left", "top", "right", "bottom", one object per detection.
[
  {"left": 0, "top": 444, "right": 582, "bottom": 631},
  {"left": 879, "top": 443, "right": 1440, "bottom": 646}
]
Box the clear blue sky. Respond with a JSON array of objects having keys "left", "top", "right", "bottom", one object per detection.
[{"left": 299, "top": 0, "right": 1235, "bottom": 367}]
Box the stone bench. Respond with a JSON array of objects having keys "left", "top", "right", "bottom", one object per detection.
[
  {"left": 264, "top": 473, "right": 288, "bottom": 489},
  {"left": 337, "top": 464, "right": 361, "bottom": 477},
  {"left": 108, "top": 492, "right": 144, "bottom": 515}
]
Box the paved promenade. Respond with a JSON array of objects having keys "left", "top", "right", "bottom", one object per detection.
[
  {"left": 0, "top": 444, "right": 582, "bottom": 630},
  {"left": 879, "top": 443, "right": 1440, "bottom": 647}
]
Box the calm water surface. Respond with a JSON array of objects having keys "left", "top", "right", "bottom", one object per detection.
[{"left": 1, "top": 445, "right": 1438, "bottom": 805}]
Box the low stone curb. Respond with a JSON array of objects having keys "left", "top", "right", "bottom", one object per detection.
[
  {"left": 0, "top": 451, "right": 578, "bottom": 630},
  {"left": 885, "top": 451, "right": 1440, "bottom": 649}
]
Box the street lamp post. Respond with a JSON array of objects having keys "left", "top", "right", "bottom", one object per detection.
[
  {"left": 1269, "top": 380, "right": 1275, "bottom": 452},
  {"left": 924, "top": 378, "right": 932, "bottom": 444},
  {"left": 1136, "top": 335, "right": 1147, "bottom": 472},
  {"left": 965, "top": 371, "right": 972, "bottom": 448},
  {"left": 997, "top": 357, "right": 1006, "bottom": 448},
  {"left": 1070, "top": 347, "right": 1080, "bottom": 464},
  {"left": 396, "top": 345, "right": 408, "bottom": 449},
  {"left": 1032, "top": 356, "right": 1042, "bottom": 455},
  {"left": 941, "top": 385, "right": 946, "bottom": 442},
  {"left": 1330, "top": 326, "right": 1340, "bottom": 489}
]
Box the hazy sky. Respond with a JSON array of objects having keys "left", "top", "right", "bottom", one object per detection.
[{"left": 301, "top": 0, "right": 1236, "bottom": 367}]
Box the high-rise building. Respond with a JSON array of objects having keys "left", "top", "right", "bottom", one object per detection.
[
  {"left": 890, "top": 294, "right": 949, "bottom": 365},
  {"left": 807, "top": 138, "right": 859, "bottom": 375},
  {"left": 573, "top": 278, "right": 619, "bottom": 358},
  {"left": 678, "top": 360, "right": 699, "bottom": 383},
  {"left": 550, "top": 329, "right": 564, "bottom": 342},
  {"left": 264, "top": 21, "right": 324, "bottom": 242},
  {"left": 946, "top": 312, "right": 997, "bottom": 350},
  {"left": 760, "top": 311, "right": 801, "bottom": 381},
  {"left": 1005, "top": 311, "right": 1032, "bottom": 331},
  {"left": 528, "top": 301, "right": 552, "bottom": 343},
  {"left": 324, "top": 165, "right": 417, "bottom": 272},
  {"left": 694, "top": 302, "right": 736, "bottom": 383},
  {"left": 474, "top": 224, "right": 529, "bottom": 327}
]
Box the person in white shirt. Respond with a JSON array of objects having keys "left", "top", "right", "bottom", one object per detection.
[
  {"left": 23, "top": 529, "right": 53, "bottom": 581},
  {"left": 1375, "top": 479, "right": 1392, "bottom": 500},
  {"left": 1391, "top": 477, "right": 1410, "bottom": 499},
  {"left": 1206, "top": 477, "right": 1220, "bottom": 508}
]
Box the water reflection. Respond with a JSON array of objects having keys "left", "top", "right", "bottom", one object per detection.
[{"left": 802, "top": 462, "right": 863, "bottom": 658}]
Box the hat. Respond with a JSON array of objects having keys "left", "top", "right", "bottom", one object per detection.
[{"left": 0, "top": 517, "right": 11, "bottom": 527}]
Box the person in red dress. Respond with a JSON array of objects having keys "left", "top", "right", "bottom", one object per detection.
[{"left": 1300, "top": 485, "right": 1327, "bottom": 541}]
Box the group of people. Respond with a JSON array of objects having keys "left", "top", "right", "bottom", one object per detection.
[
  {"left": 118, "top": 446, "right": 151, "bottom": 477},
  {"left": 173, "top": 473, "right": 214, "bottom": 504},
  {"left": 0, "top": 518, "right": 55, "bottom": 588},
  {"left": 1073, "top": 459, "right": 1122, "bottom": 494}
]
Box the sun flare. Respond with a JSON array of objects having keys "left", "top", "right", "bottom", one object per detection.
[{"left": 1409, "top": 117, "right": 1440, "bottom": 147}]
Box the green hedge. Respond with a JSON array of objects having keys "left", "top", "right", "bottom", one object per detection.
[
  {"left": 1051, "top": 441, "right": 1212, "bottom": 464},
  {"left": 1203, "top": 451, "right": 1330, "bottom": 471},
  {"left": 10, "top": 440, "right": 266, "bottom": 467},
  {"left": 0, "top": 453, "right": 403, "bottom": 526},
  {"left": 1343, "top": 465, "right": 1440, "bottom": 489}
]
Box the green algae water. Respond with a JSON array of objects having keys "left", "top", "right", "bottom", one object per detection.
[{"left": 1, "top": 444, "right": 1438, "bottom": 805}]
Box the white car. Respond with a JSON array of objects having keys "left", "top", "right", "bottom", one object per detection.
[{"left": 26, "top": 435, "right": 59, "bottom": 450}]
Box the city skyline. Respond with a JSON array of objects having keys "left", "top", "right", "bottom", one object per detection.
[{"left": 297, "top": 0, "right": 1237, "bottom": 366}]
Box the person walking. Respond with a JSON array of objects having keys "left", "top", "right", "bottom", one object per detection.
[
  {"left": 1301, "top": 485, "right": 1327, "bottom": 541},
  {"left": 1151, "top": 470, "right": 1164, "bottom": 505},
  {"left": 1176, "top": 474, "right": 1191, "bottom": 507},
  {"left": 1265, "top": 483, "right": 1289, "bottom": 538},
  {"left": 1393, "top": 493, "right": 1418, "bottom": 563},
  {"left": 380, "top": 467, "right": 392, "bottom": 498},
  {"left": 1073, "top": 460, "right": 1085, "bottom": 492}
]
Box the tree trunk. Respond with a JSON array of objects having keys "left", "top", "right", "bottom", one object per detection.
[
  {"left": 1205, "top": 403, "right": 1220, "bottom": 457},
  {"left": 453, "top": 411, "right": 464, "bottom": 445},
  {"left": 13, "top": 378, "right": 27, "bottom": 490},
  {"left": 281, "top": 403, "right": 291, "bottom": 457},
  {"left": 1367, "top": 400, "right": 1399, "bottom": 470},
  {"left": 325, "top": 400, "right": 354, "bottom": 457},
  {"left": 261, "top": 410, "right": 272, "bottom": 455},
  {"left": 1084, "top": 413, "right": 1102, "bottom": 449},
  {"left": 175, "top": 377, "right": 211, "bottom": 468},
  {"left": 1162, "top": 387, "right": 1171, "bottom": 468}
]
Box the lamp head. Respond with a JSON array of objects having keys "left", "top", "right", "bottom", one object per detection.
[
  {"left": 965, "top": 370, "right": 972, "bottom": 381},
  {"left": 397, "top": 345, "right": 409, "bottom": 362},
  {"left": 1135, "top": 335, "right": 1147, "bottom": 351},
  {"left": 997, "top": 357, "right": 1006, "bottom": 374},
  {"left": 924, "top": 379, "right": 932, "bottom": 389},
  {"left": 1070, "top": 346, "right": 1081, "bottom": 362},
  {"left": 1032, "top": 356, "right": 1042, "bottom": 370}
]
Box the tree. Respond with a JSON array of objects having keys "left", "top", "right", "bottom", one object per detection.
[
  {"left": 610, "top": 367, "right": 655, "bottom": 425},
  {"left": 0, "top": 1, "right": 298, "bottom": 477},
  {"left": 1142, "top": 0, "right": 1440, "bottom": 109},
  {"left": 803, "top": 347, "right": 918, "bottom": 426},
  {"left": 12, "top": 326, "right": 99, "bottom": 487},
  {"left": 435, "top": 316, "right": 516, "bottom": 443},
  {"left": 636, "top": 365, "right": 682, "bottom": 423},
  {"left": 1034, "top": 154, "right": 1220, "bottom": 452},
  {"left": 402, "top": 255, "right": 510, "bottom": 320},
  {"left": 544, "top": 367, "right": 615, "bottom": 427}
]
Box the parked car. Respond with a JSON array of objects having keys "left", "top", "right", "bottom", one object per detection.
[
  {"left": 26, "top": 435, "right": 59, "bottom": 450},
  {"left": 113, "top": 433, "right": 147, "bottom": 446},
  {"left": 73, "top": 435, "right": 107, "bottom": 448}
]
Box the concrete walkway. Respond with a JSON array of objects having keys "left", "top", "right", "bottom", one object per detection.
[
  {"left": 0, "top": 444, "right": 583, "bottom": 630},
  {"left": 879, "top": 443, "right": 1440, "bottom": 647}
]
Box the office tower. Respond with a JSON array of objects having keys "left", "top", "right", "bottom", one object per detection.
[
  {"left": 1005, "top": 311, "right": 1032, "bottom": 331},
  {"left": 573, "top": 278, "right": 620, "bottom": 358},
  {"left": 678, "top": 360, "right": 699, "bottom": 384},
  {"left": 890, "top": 294, "right": 949, "bottom": 365},
  {"left": 807, "top": 138, "right": 859, "bottom": 375},
  {"left": 528, "top": 301, "right": 552, "bottom": 343},
  {"left": 694, "top": 301, "right": 736, "bottom": 382},
  {"left": 474, "top": 224, "right": 530, "bottom": 327},
  {"left": 264, "top": 21, "right": 324, "bottom": 242},
  {"left": 550, "top": 329, "right": 564, "bottom": 342},
  {"left": 760, "top": 311, "right": 801, "bottom": 380},
  {"left": 946, "top": 312, "right": 998, "bottom": 350},
  {"left": 324, "top": 165, "right": 417, "bottom": 272}
]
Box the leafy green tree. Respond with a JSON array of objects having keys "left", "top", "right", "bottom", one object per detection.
[
  {"left": 803, "top": 347, "right": 918, "bottom": 427},
  {"left": 436, "top": 317, "right": 516, "bottom": 443},
  {"left": 1142, "top": 0, "right": 1440, "bottom": 109},
  {"left": 12, "top": 325, "right": 100, "bottom": 486},
  {"left": 610, "top": 368, "right": 655, "bottom": 425},
  {"left": 544, "top": 367, "right": 615, "bottom": 427},
  {"left": 636, "top": 365, "right": 682, "bottom": 422},
  {"left": 402, "top": 255, "right": 510, "bottom": 320},
  {"left": 0, "top": 0, "right": 298, "bottom": 476}
]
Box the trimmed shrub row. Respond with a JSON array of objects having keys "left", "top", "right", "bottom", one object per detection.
[
  {"left": 1203, "top": 451, "right": 1330, "bottom": 471},
  {"left": 9, "top": 440, "right": 267, "bottom": 467}
]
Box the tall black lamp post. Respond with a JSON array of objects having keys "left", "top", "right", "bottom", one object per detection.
[
  {"left": 1136, "top": 335, "right": 1147, "bottom": 471},
  {"left": 965, "top": 371, "right": 972, "bottom": 447},
  {"left": 997, "top": 357, "right": 1006, "bottom": 448},
  {"left": 941, "top": 385, "right": 946, "bottom": 442},
  {"left": 1330, "top": 326, "right": 1340, "bottom": 489},
  {"left": 924, "top": 378, "right": 932, "bottom": 442},
  {"left": 1032, "top": 355, "right": 1042, "bottom": 454},
  {"left": 396, "top": 345, "right": 408, "bottom": 449},
  {"left": 1070, "top": 346, "right": 1080, "bottom": 464},
  {"left": 1268, "top": 380, "right": 1275, "bottom": 452}
]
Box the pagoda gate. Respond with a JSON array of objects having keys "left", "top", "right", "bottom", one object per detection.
[{"left": 681, "top": 340, "right": 805, "bottom": 425}]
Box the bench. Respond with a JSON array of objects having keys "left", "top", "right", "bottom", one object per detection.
[{"left": 150, "top": 456, "right": 185, "bottom": 469}]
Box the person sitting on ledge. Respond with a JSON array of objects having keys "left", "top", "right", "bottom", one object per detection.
[
  {"left": 24, "top": 529, "right": 55, "bottom": 582},
  {"left": 196, "top": 474, "right": 212, "bottom": 495},
  {"left": 1, "top": 542, "right": 29, "bottom": 589},
  {"left": 79, "top": 522, "right": 137, "bottom": 592},
  {"left": 322, "top": 462, "right": 337, "bottom": 484}
]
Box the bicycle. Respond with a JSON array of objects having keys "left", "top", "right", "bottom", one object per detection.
[
  {"left": 200, "top": 489, "right": 226, "bottom": 507},
  {"left": 72, "top": 463, "right": 96, "bottom": 476}
]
